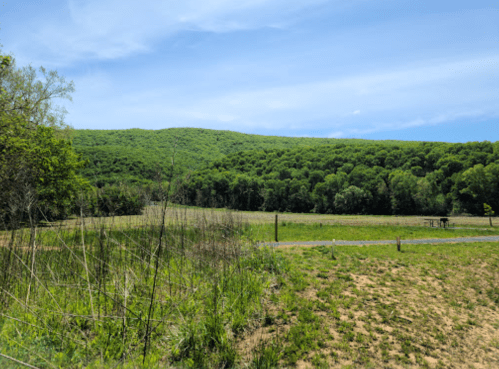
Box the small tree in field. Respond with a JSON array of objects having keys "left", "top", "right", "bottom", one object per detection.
[{"left": 484, "top": 203, "right": 495, "bottom": 227}]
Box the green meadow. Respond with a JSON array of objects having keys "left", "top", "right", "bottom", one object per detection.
[
  {"left": 1, "top": 208, "right": 498, "bottom": 368},
  {"left": 246, "top": 221, "right": 499, "bottom": 243}
]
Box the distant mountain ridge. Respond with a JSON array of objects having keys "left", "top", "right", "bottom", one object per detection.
[{"left": 72, "top": 127, "right": 426, "bottom": 187}]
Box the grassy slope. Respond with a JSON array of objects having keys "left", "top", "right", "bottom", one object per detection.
[{"left": 71, "top": 128, "right": 422, "bottom": 185}]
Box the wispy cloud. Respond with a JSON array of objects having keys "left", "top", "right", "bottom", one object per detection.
[{"left": 18, "top": 0, "right": 334, "bottom": 64}]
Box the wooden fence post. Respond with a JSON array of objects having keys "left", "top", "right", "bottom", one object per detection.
[
  {"left": 397, "top": 236, "right": 401, "bottom": 252},
  {"left": 275, "top": 214, "right": 278, "bottom": 243}
]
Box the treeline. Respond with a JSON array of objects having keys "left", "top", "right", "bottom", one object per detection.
[
  {"left": 72, "top": 128, "right": 419, "bottom": 187},
  {"left": 179, "top": 141, "right": 499, "bottom": 216}
]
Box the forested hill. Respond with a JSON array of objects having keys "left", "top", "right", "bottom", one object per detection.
[
  {"left": 72, "top": 128, "right": 420, "bottom": 186},
  {"left": 181, "top": 141, "right": 499, "bottom": 216}
]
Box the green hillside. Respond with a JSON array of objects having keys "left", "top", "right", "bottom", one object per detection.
[
  {"left": 71, "top": 128, "right": 499, "bottom": 216},
  {"left": 72, "top": 128, "right": 422, "bottom": 187},
  {"left": 181, "top": 141, "right": 499, "bottom": 216}
]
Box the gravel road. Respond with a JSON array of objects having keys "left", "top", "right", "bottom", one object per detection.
[{"left": 257, "top": 235, "right": 499, "bottom": 247}]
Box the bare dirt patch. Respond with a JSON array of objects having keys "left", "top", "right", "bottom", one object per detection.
[{"left": 238, "top": 245, "right": 499, "bottom": 368}]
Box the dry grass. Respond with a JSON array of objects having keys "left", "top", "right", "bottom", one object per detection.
[{"left": 33, "top": 206, "right": 496, "bottom": 229}]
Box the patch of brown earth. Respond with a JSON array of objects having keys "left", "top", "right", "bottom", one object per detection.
[{"left": 238, "top": 249, "right": 499, "bottom": 368}]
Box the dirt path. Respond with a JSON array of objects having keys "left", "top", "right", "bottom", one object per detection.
[{"left": 258, "top": 235, "right": 499, "bottom": 248}]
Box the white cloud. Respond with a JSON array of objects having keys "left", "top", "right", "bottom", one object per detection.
[{"left": 19, "top": 0, "right": 334, "bottom": 64}]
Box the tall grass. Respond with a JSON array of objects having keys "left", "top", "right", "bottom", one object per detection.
[{"left": 0, "top": 204, "right": 286, "bottom": 368}]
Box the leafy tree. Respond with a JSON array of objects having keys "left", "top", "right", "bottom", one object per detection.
[
  {"left": 413, "top": 178, "right": 437, "bottom": 215},
  {"left": 0, "top": 111, "right": 88, "bottom": 226},
  {"left": 334, "top": 186, "right": 372, "bottom": 214},
  {"left": 0, "top": 53, "right": 74, "bottom": 135},
  {"left": 437, "top": 155, "right": 464, "bottom": 178},
  {"left": 484, "top": 203, "right": 495, "bottom": 227},
  {"left": 261, "top": 180, "right": 286, "bottom": 212},
  {"left": 181, "top": 140, "right": 498, "bottom": 216},
  {"left": 308, "top": 170, "right": 325, "bottom": 190},
  {"left": 348, "top": 165, "right": 373, "bottom": 188},
  {"left": 230, "top": 174, "right": 263, "bottom": 211},
  {"left": 458, "top": 164, "right": 499, "bottom": 214},
  {"left": 0, "top": 53, "right": 87, "bottom": 226},
  {"left": 287, "top": 179, "right": 313, "bottom": 213},
  {"left": 322, "top": 172, "right": 348, "bottom": 213},
  {"left": 311, "top": 182, "right": 327, "bottom": 213},
  {"left": 373, "top": 179, "right": 392, "bottom": 215},
  {"left": 389, "top": 171, "right": 418, "bottom": 215}
]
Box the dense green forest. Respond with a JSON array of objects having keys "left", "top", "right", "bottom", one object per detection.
[
  {"left": 180, "top": 141, "right": 499, "bottom": 216},
  {"left": 72, "top": 128, "right": 421, "bottom": 187}
]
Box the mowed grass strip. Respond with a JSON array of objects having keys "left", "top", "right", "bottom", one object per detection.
[
  {"left": 241, "top": 242, "right": 499, "bottom": 368},
  {"left": 246, "top": 222, "right": 499, "bottom": 242}
]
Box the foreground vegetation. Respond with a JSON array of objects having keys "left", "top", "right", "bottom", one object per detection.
[
  {"left": 1, "top": 206, "right": 498, "bottom": 368},
  {"left": 0, "top": 207, "right": 285, "bottom": 368}
]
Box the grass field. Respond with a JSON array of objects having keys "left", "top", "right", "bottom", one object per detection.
[
  {"left": 35, "top": 205, "right": 498, "bottom": 229},
  {"left": 1, "top": 207, "right": 498, "bottom": 368},
  {"left": 247, "top": 222, "right": 499, "bottom": 243},
  {"left": 7, "top": 207, "right": 498, "bottom": 249}
]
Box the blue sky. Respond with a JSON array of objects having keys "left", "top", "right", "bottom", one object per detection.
[{"left": 1, "top": 0, "right": 498, "bottom": 142}]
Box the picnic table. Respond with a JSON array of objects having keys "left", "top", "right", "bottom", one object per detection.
[{"left": 424, "top": 218, "right": 449, "bottom": 228}]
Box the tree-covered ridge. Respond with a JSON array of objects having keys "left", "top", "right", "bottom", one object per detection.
[
  {"left": 72, "top": 128, "right": 423, "bottom": 186},
  {"left": 181, "top": 141, "right": 499, "bottom": 216}
]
